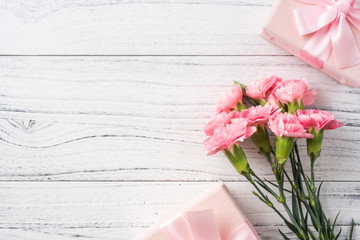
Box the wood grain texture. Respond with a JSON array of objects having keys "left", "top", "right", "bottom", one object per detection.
[
  {"left": 1, "top": 117, "right": 359, "bottom": 182},
  {"left": 0, "top": 0, "right": 285, "bottom": 55},
  {"left": 0, "top": 56, "right": 359, "bottom": 120},
  {"left": 0, "top": 56, "right": 359, "bottom": 182},
  {"left": 0, "top": 0, "right": 359, "bottom": 239},
  {"left": 0, "top": 182, "right": 358, "bottom": 240}
]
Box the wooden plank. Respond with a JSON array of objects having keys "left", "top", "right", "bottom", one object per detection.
[
  {"left": 0, "top": 56, "right": 359, "bottom": 120},
  {"left": 0, "top": 0, "right": 285, "bottom": 55},
  {"left": 0, "top": 226, "right": 358, "bottom": 240},
  {"left": 1, "top": 2, "right": 358, "bottom": 240},
  {"left": 0, "top": 182, "right": 357, "bottom": 239},
  {"left": 0, "top": 118, "right": 359, "bottom": 181},
  {"left": 0, "top": 56, "right": 359, "bottom": 181}
]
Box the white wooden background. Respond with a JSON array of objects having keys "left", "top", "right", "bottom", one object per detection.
[{"left": 0, "top": 0, "right": 359, "bottom": 239}]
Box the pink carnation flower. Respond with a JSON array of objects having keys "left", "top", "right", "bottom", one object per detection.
[
  {"left": 246, "top": 75, "right": 282, "bottom": 101},
  {"left": 296, "top": 109, "right": 344, "bottom": 131},
  {"left": 269, "top": 79, "right": 316, "bottom": 106},
  {"left": 204, "top": 111, "right": 240, "bottom": 136},
  {"left": 239, "top": 103, "right": 278, "bottom": 126},
  {"left": 268, "top": 112, "right": 313, "bottom": 138},
  {"left": 216, "top": 85, "right": 243, "bottom": 113},
  {"left": 204, "top": 118, "right": 256, "bottom": 155}
]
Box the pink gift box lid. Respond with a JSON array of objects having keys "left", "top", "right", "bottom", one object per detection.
[
  {"left": 261, "top": 0, "right": 360, "bottom": 87},
  {"left": 133, "top": 182, "right": 260, "bottom": 240}
]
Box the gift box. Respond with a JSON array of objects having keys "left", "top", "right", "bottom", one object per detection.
[
  {"left": 261, "top": 0, "right": 360, "bottom": 88},
  {"left": 133, "top": 182, "right": 260, "bottom": 240}
]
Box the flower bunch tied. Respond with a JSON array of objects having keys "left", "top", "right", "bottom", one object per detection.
[{"left": 204, "top": 76, "right": 354, "bottom": 240}]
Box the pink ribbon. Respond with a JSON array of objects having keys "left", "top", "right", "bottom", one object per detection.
[
  {"left": 160, "top": 209, "right": 260, "bottom": 240},
  {"left": 294, "top": 0, "right": 360, "bottom": 69}
]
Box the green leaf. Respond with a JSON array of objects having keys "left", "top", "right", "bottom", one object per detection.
[
  {"left": 264, "top": 178, "right": 292, "bottom": 193},
  {"left": 308, "top": 229, "right": 316, "bottom": 240},
  {"left": 306, "top": 207, "right": 319, "bottom": 230},
  {"left": 279, "top": 229, "right": 291, "bottom": 240},
  {"left": 251, "top": 191, "right": 266, "bottom": 204},
  {"left": 349, "top": 218, "right": 355, "bottom": 240},
  {"left": 331, "top": 211, "right": 341, "bottom": 236},
  {"left": 327, "top": 218, "right": 332, "bottom": 238},
  {"left": 317, "top": 181, "right": 324, "bottom": 199},
  {"left": 335, "top": 227, "right": 342, "bottom": 240},
  {"left": 283, "top": 219, "right": 301, "bottom": 237},
  {"left": 292, "top": 191, "right": 300, "bottom": 224}
]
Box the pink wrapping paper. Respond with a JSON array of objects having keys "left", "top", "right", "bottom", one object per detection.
[
  {"left": 133, "top": 182, "right": 260, "bottom": 240},
  {"left": 261, "top": 0, "right": 360, "bottom": 87}
]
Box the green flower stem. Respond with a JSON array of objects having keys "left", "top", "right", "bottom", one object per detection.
[
  {"left": 250, "top": 170, "right": 280, "bottom": 199},
  {"left": 260, "top": 149, "right": 306, "bottom": 238},
  {"left": 294, "top": 143, "right": 335, "bottom": 240},
  {"left": 248, "top": 174, "right": 292, "bottom": 228},
  {"left": 248, "top": 168, "right": 305, "bottom": 239},
  {"left": 289, "top": 156, "right": 309, "bottom": 234},
  {"left": 252, "top": 167, "right": 304, "bottom": 238},
  {"left": 278, "top": 170, "right": 286, "bottom": 203},
  {"left": 287, "top": 143, "right": 324, "bottom": 239},
  {"left": 311, "top": 165, "right": 315, "bottom": 191},
  {"left": 265, "top": 153, "right": 278, "bottom": 179},
  {"left": 227, "top": 139, "right": 354, "bottom": 239},
  {"left": 293, "top": 144, "right": 306, "bottom": 191},
  {"left": 278, "top": 170, "right": 305, "bottom": 239},
  {"left": 289, "top": 149, "right": 312, "bottom": 239},
  {"left": 295, "top": 145, "right": 318, "bottom": 212},
  {"left": 310, "top": 157, "right": 316, "bottom": 191}
]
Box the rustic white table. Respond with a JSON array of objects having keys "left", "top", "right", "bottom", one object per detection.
[{"left": 0, "top": 1, "right": 359, "bottom": 239}]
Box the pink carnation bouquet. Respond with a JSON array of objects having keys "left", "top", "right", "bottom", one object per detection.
[{"left": 204, "top": 76, "right": 353, "bottom": 240}]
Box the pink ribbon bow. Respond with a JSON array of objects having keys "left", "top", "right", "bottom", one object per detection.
[
  {"left": 160, "top": 209, "right": 260, "bottom": 240},
  {"left": 294, "top": 0, "right": 360, "bottom": 69}
]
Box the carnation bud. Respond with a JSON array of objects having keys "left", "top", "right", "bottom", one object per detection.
[
  {"left": 224, "top": 143, "right": 252, "bottom": 180},
  {"left": 307, "top": 128, "right": 324, "bottom": 164},
  {"left": 275, "top": 136, "right": 294, "bottom": 167},
  {"left": 251, "top": 125, "right": 272, "bottom": 157}
]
